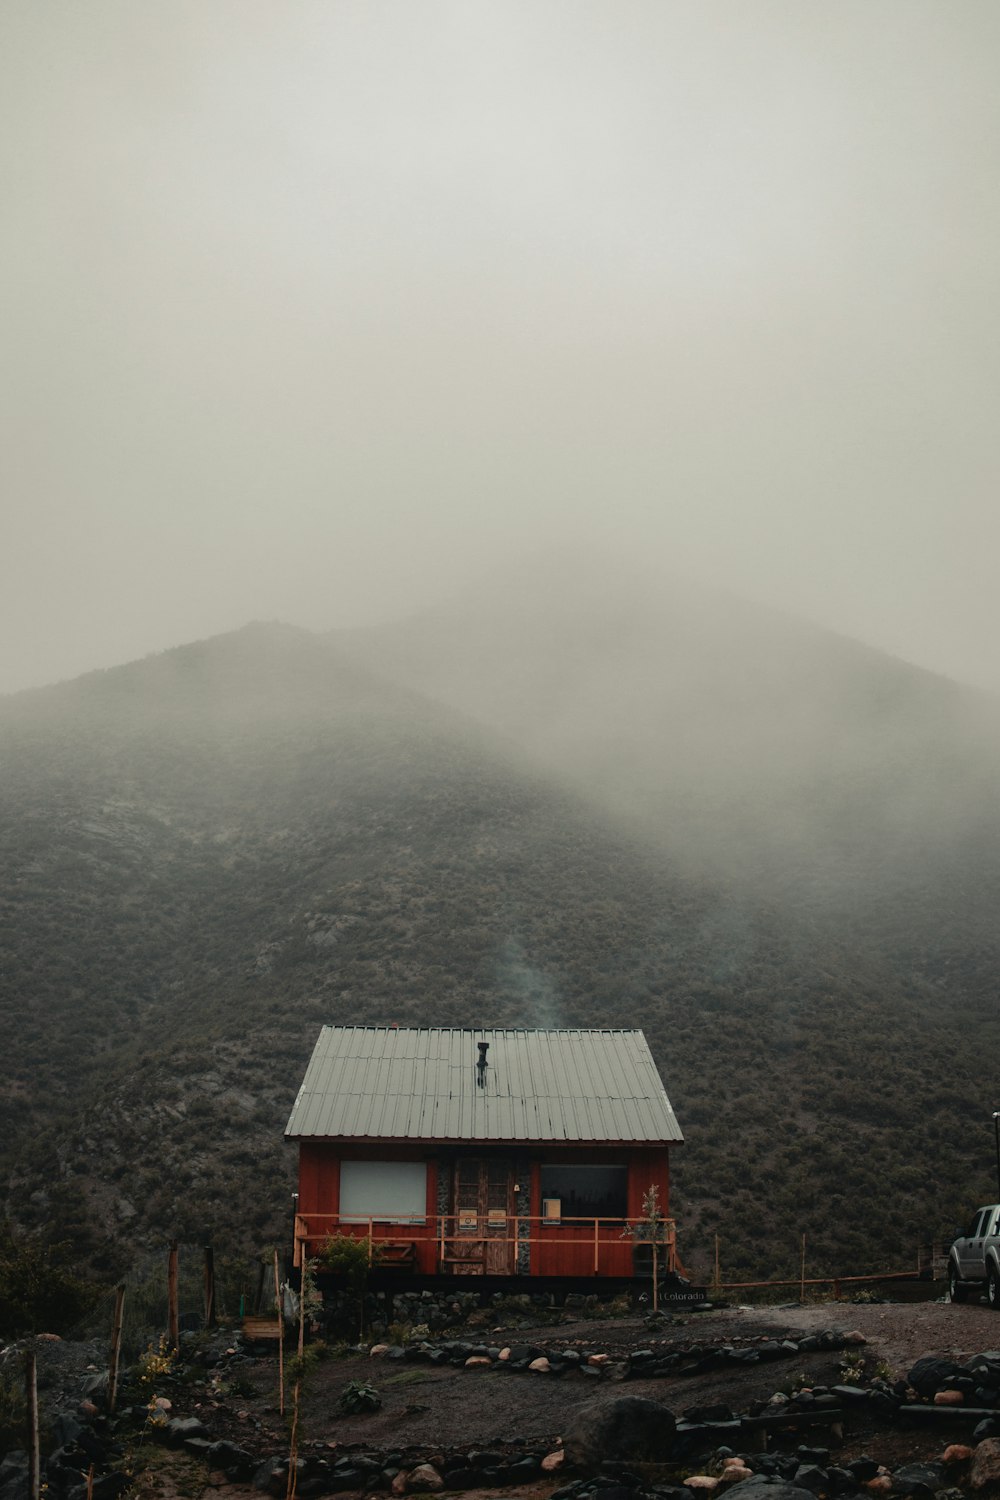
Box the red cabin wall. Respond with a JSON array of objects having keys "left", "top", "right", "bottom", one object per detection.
[
  {"left": 530, "top": 1145, "right": 671, "bottom": 1278},
  {"left": 296, "top": 1140, "right": 673, "bottom": 1280},
  {"left": 297, "top": 1142, "right": 440, "bottom": 1275}
]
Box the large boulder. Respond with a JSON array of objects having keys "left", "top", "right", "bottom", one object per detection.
[
  {"left": 970, "top": 1439, "right": 1000, "bottom": 1495},
  {"left": 564, "top": 1395, "right": 676, "bottom": 1470},
  {"left": 727, "top": 1482, "right": 823, "bottom": 1500}
]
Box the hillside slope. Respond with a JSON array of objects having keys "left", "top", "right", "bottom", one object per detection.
[
  {"left": 345, "top": 556, "right": 1000, "bottom": 959},
  {"left": 2, "top": 599, "right": 999, "bottom": 1282}
]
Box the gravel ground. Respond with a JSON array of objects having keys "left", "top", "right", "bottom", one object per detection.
[
  {"left": 20, "top": 1292, "right": 1000, "bottom": 1497},
  {"left": 207, "top": 1294, "right": 1000, "bottom": 1459}
]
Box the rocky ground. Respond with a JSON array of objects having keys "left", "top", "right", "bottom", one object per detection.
[{"left": 7, "top": 1294, "right": 1000, "bottom": 1500}]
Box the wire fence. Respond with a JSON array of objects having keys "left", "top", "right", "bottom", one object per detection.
[{"left": 67, "top": 1245, "right": 276, "bottom": 1359}]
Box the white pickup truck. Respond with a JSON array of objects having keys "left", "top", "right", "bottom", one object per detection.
[{"left": 948, "top": 1204, "right": 1000, "bottom": 1305}]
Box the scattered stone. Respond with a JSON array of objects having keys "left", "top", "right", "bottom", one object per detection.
[
  {"left": 792, "top": 1463, "right": 830, "bottom": 1495},
  {"left": 891, "top": 1462, "right": 945, "bottom": 1499},
  {"left": 465, "top": 1356, "right": 491, "bottom": 1367},
  {"left": 253, "top": 1456, "right": 287, "bottom": 1493},
  {"left": 587, "top": 1353, "right": 610, "bottom": 1365},
  {"left": 167, "top": 1416, "right": 210, "bottom": 1442},
  {"left": 498, "top": 1347, "right": 511, "bottom": 1360},
  {"left": 942, "top": 1445, "right": 973, "bottom": 1464},
  {"left": 864, "top": 1478, "right": 893, "bottom": 1495},
  {"left": 935, "top": 1390, "right": 965, "bottom": 1406},
  {"left": 542, "top": 1450, "right": 566, "bottom": 1471},
  {"left": 685, "top": 1477, "right": 719, "bottom": 1492},
  {"left": 529, "top": 1356, "right": 551, "bottom": 1373},
  {"left": 908, "top": 1358, "right": 964, "bottom": 1398},
  {"left": 370, "top": 1344, "right": 390, "bottom": 1357},
  {"left": 406, "top": 1463, "right": 444, "bottom": 1492}
]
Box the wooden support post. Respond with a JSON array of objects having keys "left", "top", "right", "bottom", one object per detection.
[
  {"left": 167, "top": 1242, "right": 179, "bottom": 1350},
  {"left": 593, "top": 1218, "right": 599, "bottom": 1274},
  {"left": 204, "top": 1246, "right": 216, "bottom": 1328},
  {"left": 108, "top": 1283, "right": 126, "bottom": 1415},
  {"left": 652, "top": 1238, "right": 659, "bottom": 1314},
  {"left": 800, "top": 1234, "right": 806, "bottom": 1303},
  {"left": 273, "top": 1249, "right": 285, "bottom": 1417},
  {"left": 298, "top": 1257, "right": 307, "bottom": 1360},
  {"left": 286, "top": 1377, "right": 300, "bottom": 1500},
  {"left": 25, "top": 1350, "right": 40, "bottom": 1500}
]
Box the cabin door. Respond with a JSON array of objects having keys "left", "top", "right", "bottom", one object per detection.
[{"left": 452, "top": 1158, "right": 515, "bottom": 1274}]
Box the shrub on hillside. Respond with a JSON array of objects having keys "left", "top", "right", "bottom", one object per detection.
[{"left": 0, "top": 1221, "right": 97, "bottom": 1338}]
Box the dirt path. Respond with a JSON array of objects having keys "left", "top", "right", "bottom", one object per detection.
[{"left": 208, "top": 1295, "right": 1000, "bottom": 1454}]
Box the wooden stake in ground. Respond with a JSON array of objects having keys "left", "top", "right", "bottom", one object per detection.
[
  {"left": 167, "top": 1242, "right": 179, "bottom": 1350},
  {"left": 273, "top": 1249, "right": 285, "bottom": 1417},
  {"left": 286, "top": 1374, "right": 301, "bottom": 1500},
  {"left": 800, "top": 1234, "right": 807, "bottom": 1303},
  {"left": 204, "top": 1246, "right": 216, "bottom": 1328},
  {"left": 108, "top": 1284, "right": 126, "bottom": 1415},
  {"left": 287, "top": 1261, "right": 308, "bottom": 1500},
  {"left": 25, "top": 1350, "right": 40, "bottom": 1500}
]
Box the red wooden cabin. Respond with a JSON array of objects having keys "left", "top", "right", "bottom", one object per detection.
[{"left": 286, "top": 1026, "right": 683, "bottom": 1282}]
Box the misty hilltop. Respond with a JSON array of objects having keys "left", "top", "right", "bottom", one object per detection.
[
  {"left": 347, "top": 558, "right": 1000, "bottom": 921},
  {"left": 2, "top": 566, "right": 1000, "bottom": 1280}
]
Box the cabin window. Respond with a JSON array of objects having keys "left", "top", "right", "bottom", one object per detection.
[
  {"left": 538, "top": 1165, "right": 628, "bottom": 1222},
  {"left": 339, "top": 1161, "right": 427, "bottom": 1224}
]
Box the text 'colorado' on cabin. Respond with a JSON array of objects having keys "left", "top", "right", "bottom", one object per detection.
[{"left": 285, "top": 1026, "right": 684, "bottom": 1283}]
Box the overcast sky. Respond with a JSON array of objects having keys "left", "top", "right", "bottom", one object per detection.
[{"left": 2, "top": 2, "right": 998, "bottom": 696}]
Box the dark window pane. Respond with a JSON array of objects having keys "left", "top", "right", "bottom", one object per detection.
[{"left": 539, "top": 1165, "right": 628, "bottom": 1220}]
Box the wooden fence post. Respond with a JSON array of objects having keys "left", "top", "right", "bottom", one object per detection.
[
  {"left": 204, "top": 1246, "right": 216, "bottom": 1328},
  {"left": 167, "top": 1242, "right": 179, "bottom": 1349},
  {"left": 800, "top": 1234, "right": 806, "bottom": 1303},
  {"left": 25, "top": 1350, "right": 40, "bottom": 1500},
  {"left": 108, "top": 1284, "right": 126, "bottom": 1414},
  {"left": 298, "top": 1260, "right": 307, "bottom": 1360},
  {"left": 273, "top": 1249, "right": 285, "bottom": 1417}
]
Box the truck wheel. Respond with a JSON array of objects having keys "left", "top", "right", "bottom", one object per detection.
[
  {"left": 949, "top": 1265, "right": 968, "bottom": 1303},
  {"left": 988, "top": 1267, "right": 1000, "bottom": 1309}
]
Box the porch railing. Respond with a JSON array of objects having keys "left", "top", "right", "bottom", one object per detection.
[{"left": 292, "top": 1212, "right": 684, "bottom": 1277}]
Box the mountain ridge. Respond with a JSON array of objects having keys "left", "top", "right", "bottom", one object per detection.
[{"left": 3, "top": 578, "right": 999, "bottom": 1281}]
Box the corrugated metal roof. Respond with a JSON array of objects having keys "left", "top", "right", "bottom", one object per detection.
[{"left": 285, "top": 1027, "right": 683, "bottom": 1144}]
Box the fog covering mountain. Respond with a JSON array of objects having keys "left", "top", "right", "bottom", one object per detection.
[{"left": 2, "top": 564, "right": 1000, "bottom": 1281}]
